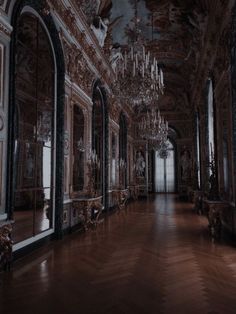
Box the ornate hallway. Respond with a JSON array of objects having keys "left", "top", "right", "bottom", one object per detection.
[{"left": 1, "top": 195, "right": 236, "bottom": 314}]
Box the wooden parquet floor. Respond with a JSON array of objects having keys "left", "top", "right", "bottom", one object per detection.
[{"left": 1, "top": 194, "right": 236, "bottom": 314}]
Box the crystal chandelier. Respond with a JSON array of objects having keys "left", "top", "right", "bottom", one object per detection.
[
  {"left": 115, "top": 51, "right": 164, "bottom": 107},
  {"left": 113, "top": 0, "right": 164, "bottom": 108},
  {"left": 112, "top": 0, "right": 168, "bottom": 150},
  {"left": 138, "top": 106, "right": 168, "bottom": 150}
]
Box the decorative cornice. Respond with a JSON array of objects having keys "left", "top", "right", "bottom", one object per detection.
[
  {"left": 60, "top": 31, "right": 95, "bottom": 97},
  {"left": 70, "top": 80, "right": 93, "bottom": 108},
  {"left": 46, "top": 0, "right": 115, "bottom": 87}
]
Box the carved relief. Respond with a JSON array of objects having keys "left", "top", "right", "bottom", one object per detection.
[
  {"left": 64, "top": 130, "right": 69, "bottom": 156},
  {"left": 60, "top": 34, "right": 94, "bottom": 95},
  {"left": 47, "top": 0, "right": 113, "bottom": 86},
  {"left": 91, "top": 16, "right": 109, "bottom": 47},
  {"left": 72, "top": 0, "right": 100, "bottom": 25},
  {"left": 109, "top": 98, "right": 121, "bottom": 124}
]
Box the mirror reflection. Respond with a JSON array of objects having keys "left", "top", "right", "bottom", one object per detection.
[{"left": 13, "top": 13, "right": 55, "bottom": 243}]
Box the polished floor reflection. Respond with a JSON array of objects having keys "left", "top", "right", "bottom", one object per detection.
[
  {"left": 1, "top": 195, "right": 236, "bottom": 314},
  {"left": 13, "top": 207, "right": 50, "bottom": 243}
]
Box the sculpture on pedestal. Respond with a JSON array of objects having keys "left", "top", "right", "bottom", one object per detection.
[{"left": 135, "top": 151, "right": 145, "bottom": 177}]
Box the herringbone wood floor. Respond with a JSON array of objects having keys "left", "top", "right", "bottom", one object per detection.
[{"left": 1, "top": 194, "right": 236, "bottom": 314}]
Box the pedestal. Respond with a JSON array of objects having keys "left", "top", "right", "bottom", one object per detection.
[
  {"left": 0, "top": 221, "right": 13, "bottom": 271},
  {"left": 204, "top": 200, "right": 228, "bottom": 239}
]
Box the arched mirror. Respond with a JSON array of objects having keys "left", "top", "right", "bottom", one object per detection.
[
  {"left": 73, "top": 105, "right": 85, "bottom": 192},
  {"left": 119, "top": 113, "right": 127, "bottom": 188},
  {"left": 13, "top": 13, "right": 55, "bottom": 243},
  {"left": 207, "top": 79, "right": 215, "bottom": 168},
  {"left": 196, "top": 111, "right": 201, "bottom": 189},
  {"left": 111, "top": 132, "right": 116, "bottom": 187},
  {"left": 223, "top": 138, "right": 229, "bottom": 193}
]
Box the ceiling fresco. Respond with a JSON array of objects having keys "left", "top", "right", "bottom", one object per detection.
[{"left": 79, "top": 0, "right": 209, "bottom": 114}]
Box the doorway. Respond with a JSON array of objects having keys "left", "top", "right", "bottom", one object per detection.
[{"left": 155, "top": 140, "right": 176, "bottom": 193}]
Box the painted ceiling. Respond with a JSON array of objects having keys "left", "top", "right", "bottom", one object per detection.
[{"left": 81, "top": 0, "right": 212, "bottom": 115}]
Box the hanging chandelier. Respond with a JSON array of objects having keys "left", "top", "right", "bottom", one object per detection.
[
  {"left": 113, "top": 0, "right": 164, "bottom": 108},
  {"left": 138, "top": 106, "right": 168, "bottom": 150},
  {"left": 112, "top": 0, "right": 168, "bottom": 151},
  {"left": 115, "top": 49, "right": 164, "bottom": 107}
]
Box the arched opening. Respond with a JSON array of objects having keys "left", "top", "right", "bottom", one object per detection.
[
  {"left": 223, "top": 138, "right": 229, "bottom": 193},
  {"left": 7, "top": 1, "right": 65, "bottom": 248},
  {"left": 154, "top": 139, "right": 176, "bottom": 193},
  {"left": 12, "top": 13, "right": 55, "bottom": 243},
  {"left": 207, "top": 79, "right": 215, "bottom": 170},
  {"left": 111, "top": 132, "right": 117, "bottom": 187},
  {"left": 119, "top": 112, "right": 127, "bottom": 188},
  {"left": 92, "top": 82, "right": 108, "bottom": 207},
  {"left": 196, "top": 111, "right": 201, "bottom": 189},
  {"left": 72, "top": 105, "right": 85, "bottom": 192}
]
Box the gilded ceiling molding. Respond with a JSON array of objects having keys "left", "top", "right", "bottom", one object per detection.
[{"left": 46, "top": 0, "right": 114, "bottom": 87}]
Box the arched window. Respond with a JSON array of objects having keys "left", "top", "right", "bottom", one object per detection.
[
  {"left": 155, "top": 139, "right": 175, "bottom": 193},
  {"left": 13, "top": 13, "right": 55, "bottom": 243},
  {"left": 208, "top": 79, "right": 215, "bottom": 167},
  {"left": 196, "top": 112, "right": 201, "bottom": 188},
  {"left": 119, "top": 113, "right": 127, "bottom": 188},
  {"left": 73, "top": 105, "right": 84, "bottom": 192}
]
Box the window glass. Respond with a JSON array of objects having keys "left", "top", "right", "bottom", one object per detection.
[{"left": 155, "top": 140, "right": 175, "bottom": 193}]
